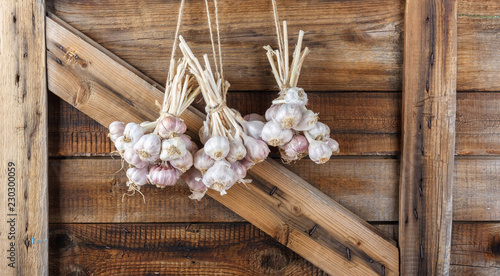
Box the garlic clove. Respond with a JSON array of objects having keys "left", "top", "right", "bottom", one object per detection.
[
  {"left": 202, "top": 160, "right": 236, "bottom": 195},
  {"left": 261, "top": 121, "right": 294, "bottom": 147},
  {"left": 308, "top": 140, "right": 333, "bottom": 164},
  {"left": 244, "top": 113, "right": 266, "bottom": 123},
  {"left": 182, "top": 168, "right": 208, "bottom": 201},
  {"left": 226, "top": 139, "right": 247, "bottom": 162},
  {"left": 123, "top": 122, "right": 144, "bottom": 147},
  {"left": 193, "top": 149, "right": 215, "bottom": 174},
  {"left": 160, "top": 137, "right": 187, "bottom": 161},
  {"left": 158, "top": 116, "right": 187, "bottom": 138},
  {"left": 284, "top": 87, "right": 308, "bottom": 106},
  {"left": 126, "top": 166, "right": 149, "bottom": 187},
  {"left": 124, "top": 147, "right": 149, "bottom": 168},
  {"left": 133, "top": 133, "right": 162, "bottom": 162},
  {"left": 294, "top": 109, "right": 319, "bottom": 131},
  {"left": 243, "top": 134, "right": 270, "bottom": 164},
  {"left": 307, "top": 122, "right": 331, "bottom": 141},
  {"left": 147, "top": 164, "right": 179, "bottom": 188},
  {"left": 204, "top": 136, "right": 230, "bottom": 161},
  {"left": 326, "top": 138, "right": 340, "bottom": 153},
  {"left": 170, "top": 151, "right": 193, "bottom": 173},
  {"left": 273, "top": 104, "right": 303, "bottom": 129},
  {"left": 265, "top": 104, "right": 282, "bottom": 121}
]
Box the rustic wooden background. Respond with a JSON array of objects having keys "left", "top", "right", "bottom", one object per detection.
[{"left": 47, "top": 0, "right": 500, "bottom": 275}]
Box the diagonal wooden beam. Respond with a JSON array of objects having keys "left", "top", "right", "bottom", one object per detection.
[
  {"left": 400, "top": 0, "right": 457, "bottom": 275},
  {"left": 0, "top": 0, "right": 48, "bottom": 275},
  {"left": 46, "top": 13, "right": 399, "bottom": 275}
]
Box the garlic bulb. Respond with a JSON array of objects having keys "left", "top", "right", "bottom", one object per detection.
[
  {"left": 284, "top": 87, "right": 308, "bottom": 106},
  {"left": 244, "top": 113, "right": 266, "bottom": 123},
  {"left": 170, "top": 151, "right": 193, "bottom": 173},
  {"left": 265, "top": 104, "right": 282, "bottom": 121},
  {"left": 239, "top": 157, "right": 254, "bottom": 170},
  {"left": 261, "top": 121, "right": 293, "bottom": 146},
  {"left": 294, "top": 109, "right": 318, "bottom": 131},
  {"left": 147, "top": 164, "right": 179, "bottom": 188},
  {"left": 202, "top": 160, "right": 236, "bottom": 195},
  {"left": 241, "top": 120, "right": 265, "bottom": 140},
  {"left": 133, "top": 133, "right": 162, "bottom": 162},
  {"left": 123, "top": 148, "right": 149, "bottom": 168},
  {"left": 193, "top": 149, "right": 215, "bottom": 174},
  {"left": 283, "top": 135, "right": 309, "bottom": 158},
  {"left": 114, "top": 136, "right": 126, "bottom": 153},
  {"left": 204, "top": 136, "right": 230, "bottom": 161},
  {"left": 199, "top": 124, "right": 211, "bottom": 144},
  {"left": 122, "top": 122, "right": 144, "bottom": 147},
  {"left": 126, "top": 166, "right": 149, "bottom": 186},
  {"left": 230, "top": 161, "right": 247, "bottom": 180},
  {"left": 226, "top": 139, "right": 247, "bottom": 162},
  {"left": 273, "top": 104, "right": 303, "bottom": 129},
  {"left": 243, "top": 135, "right": 270, "bottom": 164},
  {"left": 326, "top": 138, "right": 340, "bottom": 153},
  {"left": 182, "top": 168, "right": 208, "bottom": 201},
  {"left": 307, "top": 122, "right": 331, "bottom": 141},
  {"left": 109, "top": 121, "right": 126, "bottom": 142},
  {"left": 180, "top": 134, "right": 198, "bottom": 155},
  {"left": 308, "top": 140, "right": 333, "bottom": 164},
  {"left": 158, "top": 116, "right": 187, "bottom": 138},
  {"left": 160, "top": 137, "right": 187, "bottom": 161}
]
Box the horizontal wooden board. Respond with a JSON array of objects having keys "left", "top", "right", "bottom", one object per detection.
[
  {"left": 49, "top": 158, "right": 500, "bottom": 223},
  {"left": 47, "top": 0, "right": 404, "bottom": 92},
  {"left": 48, "top": 91, "right": 500, "bottom": 156},
  {"left": 47, "top": 0, "right": 500, "bottom": 91},
  {"left": 48, "top": 222, "right": 499, "bottom": 275}
]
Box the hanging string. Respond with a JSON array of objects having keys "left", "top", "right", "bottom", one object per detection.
[
  {"left": 167, "top": 0, "right": 186, "bottom": 84},
  {"left": 204, "top": 0, "right": 220, "bottom": 76}
]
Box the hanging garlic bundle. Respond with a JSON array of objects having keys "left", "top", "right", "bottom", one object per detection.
[
  {"left": 177, "top": 1, "right": 270, "bottom": 196},
  {"left": 258, "top": 0, "right": 339, "bottom": 164},
  {"left": 107, "top": 0, "right": 202, "bottom": 196}
]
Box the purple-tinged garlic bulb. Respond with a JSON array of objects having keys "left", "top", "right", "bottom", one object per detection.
[
  {"left": 183, "top": 168, "right": 208, "bottom": 201},
  {"left": 265, "top": 104, "right": 282, "bottom": 121},
  {"left": 109, "top": 121, "right": 126, "bottom": 142},
  {"left": 147, "top": 164, "right": 179, "bottom": 188},
  {"left": 193, "top": 149, "right": 215, "bottom": 174},
  {"left": 242, "top": 135, "right": 270, "bottom": 164},
  {"left": 123, "top": 148, "right": 149, "bottom": 168},
  {"left": 326, "top": 138, "right": 340, "bottom": 153},
  {"left": 283, "top": 135, "right": 309, "bottom": 159},
  {"left": 126, "top": 166, "right": 149, "bottom": 187},
  {"left": 133, "top": 134, "right": 161, "bottom": 162},
  {"left": 158, "top": 116, "right": 187, "bottom": 138},
  {"left": 230, "top": 161, "right": 247, "bottom": 181},
  {"left": 170, "top": 151, "right": 193, "bottom": 173}
]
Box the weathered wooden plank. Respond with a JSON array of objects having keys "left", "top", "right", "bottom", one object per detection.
[
  {"left": 48, "top": 222, "right": 500, "bottom": 276},
  {"left": 47, "top": 0, "right": 500, "bottom": 92},
  {"left": 47, "top": 0, "right": 404, "bottom": 92},
  {"left": 0, "top": 0, "right": 48, "bottom": 275},
  {"left": 400, "top": 0, "right": 457, "bottom": 275},
  {"left": 457, "top": 0, "right": 500, "bottom": 91},
  {"left": 46, "top": 14, "right": 399, "bottom": 275},
  {"left": 48, "top": 92, "right": 500, "bottom": 157},
  {"left": 49, "top": 158, "right": 500, "bottom": 223}
]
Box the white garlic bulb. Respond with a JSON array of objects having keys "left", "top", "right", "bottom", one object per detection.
[
  {"left": 126, "top": 166, "right": 149, "bottom": 187},
  {"left": 307, "top": 122, "right": 331, "bottom": 141},
  {"left": 243, "top": 134, "right": 270, "bottom": 164},
  {"left": 170, "top": 151, "right": 193, "bottom": 173},
  {"left": 133, "top": 133, "right": 161, "bottom": 162},
  {"left": 284, "top": 87, "right": 308, "bottom": 106},
  {"left": 308, "top": 140, "right": 333, "bottom": 164},
  {"left": 230, "top": 161, "right": 247, "bottom": 181},
  {"left": 193, "top": 149, "right": 215, "bottom": 174},
  {"left": 326, "top": 137, "right": 340, "bottom": 153},
  {"left": 204, "top": 136, "right": 230, "bottom": 161},
  {"left": 160, "top": 137, "right": 187, "bottom": 161},
  {"left": 261, "top": 121, "right": 293, "bottom": 146},
  {"left": 114, "top": 136, "right": 126, "bottom": 153},
  {"left": 199, "top": 124, "right": 211, "bottom": 144},
  {"left": 123, "top": 148, "right": 149, "bottom": 168},
  {"left": 202, "top": 160, "right": 236, "bottom": 195},
  {"left": 180, "top": 134, "right": 198, "bottom": 155},
  {"left": 122, "top": 122, "right": 144, "bottom": 147},
  {"left": 109, "top": 121, "right": 126, "bottom": 142},
  {"left": 273, "top": 104, "right": 303, "bottom": 129},
  {"left": 226, "top": 139, "right": 247, "bottom": 162},
  {"left": 294, "top": 109, "right": 319, "bottom": 131},
  {"left": 265, "top": 104, "right": 282, "bottom": 121},
  {"left": 241, "top": 120, "right": 265, "bottom": 140},
  {"left": 183, "top": 168, "right": 208, "bottom": 201}
]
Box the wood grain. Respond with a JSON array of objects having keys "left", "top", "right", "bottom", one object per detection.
[
  {"left": 48, "top": 222, "right": 500, "bottom": 276},
  {"left": 46, "top": 14, "right": 399, "bottom": 275},
  {"left": 47, "top": 0, "right": 500, "bottom": 92},
  {"left": 47, "top": 0, "right": 405, "bottom": 92},
  {"left": 48, "top": 91, "right": 500, "bottom": 157},
  {"left": 400, "top": 0, "right": 457, "bottom": 275},
  {"left": 48, "top": 158, "right": 500, "bottom": 223},
  {"left": 0, "top": 0, "right": 48, "bottom": 275}
]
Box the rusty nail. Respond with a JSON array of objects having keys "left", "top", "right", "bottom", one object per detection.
[
  {"left": 420, "top": 244, "right": 424, "bottom": 259},
  {"left": 269, "top": 186, "right": 277, "bottom": 196},
  {"left": 346, "top": 247, "right": 351, "bottom": 261},
  {"left": 308, "top": 224, "right": 318, "bottom": 236}
]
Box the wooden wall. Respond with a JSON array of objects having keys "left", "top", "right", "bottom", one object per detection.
[{"left": 47, "top": 0, "right": 500, "bottom": 274}]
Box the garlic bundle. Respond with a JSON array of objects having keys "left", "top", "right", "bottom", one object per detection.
[
  {"left": 179, "top": 36, "right": 270, "bottom": 196},
  {"left": 108, "top": 56, "right": 201, "bottom": 192},
  {"left": 260, "top": 19, "right": 339, "bottom": 164}
]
